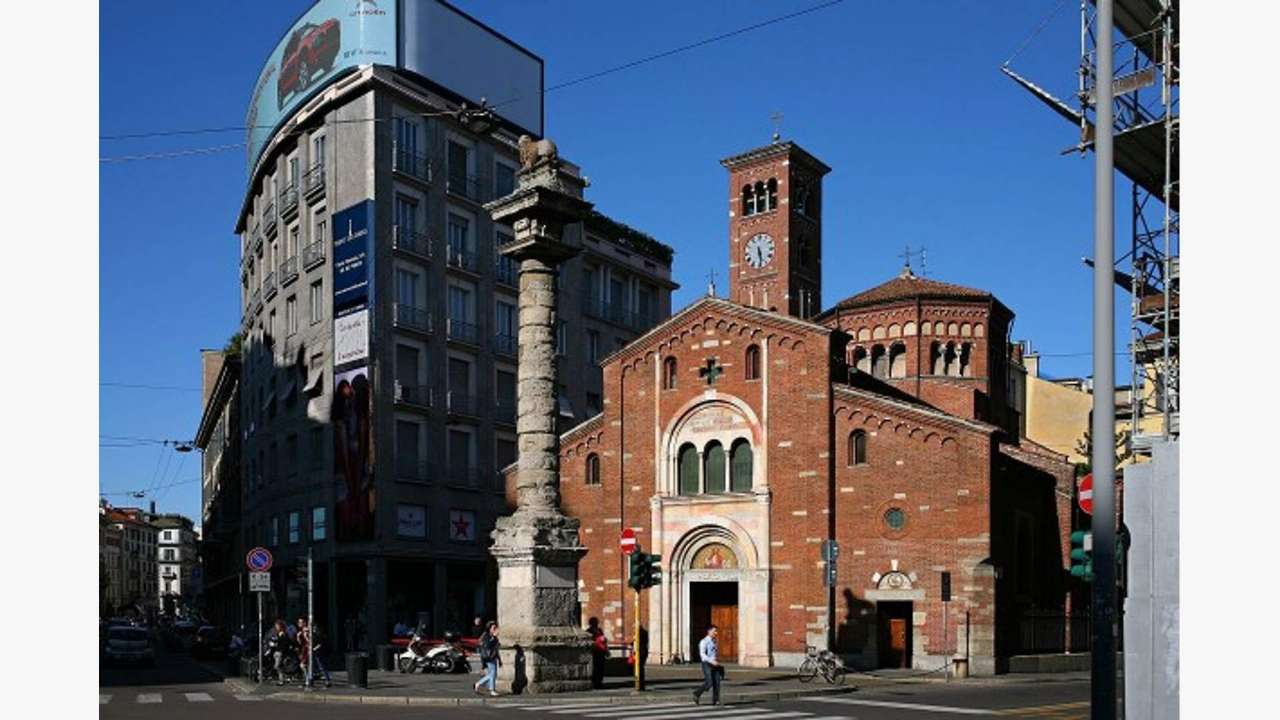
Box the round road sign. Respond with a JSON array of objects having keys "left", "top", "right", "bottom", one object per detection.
[
  {"left": 246, "top": 546, "right": 274, "bottom": 572},
  {"left": 620, "top": 528, "right": 638, "bottom": 555},
  {"left": 1078, "top": 474, "right": 1094, "bottom": 516}
]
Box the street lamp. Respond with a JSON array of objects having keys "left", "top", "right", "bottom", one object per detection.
[{"left": 456, "top": 99, "right": 497, "bottom": 136}]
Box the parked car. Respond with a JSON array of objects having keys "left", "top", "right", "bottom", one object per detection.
[
  {"left": 277, "top": 18, "right": 341, "bottom": 109},
  {"left": 104, "top": 626, "right": 155, "bottom": 666},
  {"left": 191, "top": 626, "right": 229, "bottom": 659}
]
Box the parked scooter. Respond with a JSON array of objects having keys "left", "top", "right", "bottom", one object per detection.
[
  {"left": 396, "top": 628, "right": 432, "bottom": 674},
  {"left": 423, "top": 632, "right": 471, "bottom": 674}
]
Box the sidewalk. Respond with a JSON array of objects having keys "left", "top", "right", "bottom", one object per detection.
[{"left": 216, "top": 661, "right": 862, "bottom": 706}]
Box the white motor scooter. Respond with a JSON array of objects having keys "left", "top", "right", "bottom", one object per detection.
[
  {"left": 396, "top": 630, "right": 432, "bottom": 673},
  {"left": 423, "top": 632, "right": 470, "bottom": 674}
]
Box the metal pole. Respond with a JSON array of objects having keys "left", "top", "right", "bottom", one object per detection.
[
  {"left": 1091, "top": 1, "right": 1118, "bottom": 718},
  {"left": 307, "top": 549, "right": 314, "bottom": 689},
  {"left": 257, "top": 590, "right": 263, "bottom": 686},
  {"left": 943, "top": 601, "right": 949, "bottom": 681},
  {"left": 633, "top": 587, "right": 641, "bottom": 691}
]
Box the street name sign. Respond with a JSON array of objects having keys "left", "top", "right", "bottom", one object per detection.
[
  {"left": 246, "top": 546, "right": 273, "bottom": 572},
  {"left": 248, "top": 571, "right": 271, "bottom": 593},
  {"left": 620, "top": 528, "right": 638, "bottom": 555}
]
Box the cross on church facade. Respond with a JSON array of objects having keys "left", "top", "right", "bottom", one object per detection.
[{"left": 699, "top": 357, "right": 724, "bottom": 386}]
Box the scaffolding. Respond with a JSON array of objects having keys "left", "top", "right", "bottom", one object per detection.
[{"left": 1003, "top": 0, "right": 1179, "bottom": 453}]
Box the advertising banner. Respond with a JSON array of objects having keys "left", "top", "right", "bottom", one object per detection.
[
  {"left": 245, "top": 0, "right": 397, "bottom": 172},
  {"left": 333, "top": 200, "right": 374, "bottom": 368},
  {"left": 334, "top": 365, "right": 374, "bottom": 542}
]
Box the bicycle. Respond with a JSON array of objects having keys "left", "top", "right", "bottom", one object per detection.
[{"left": 797, "top": 646, "right": 846, "bottom": 685}]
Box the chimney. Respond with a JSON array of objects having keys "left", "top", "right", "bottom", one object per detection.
[{"left": 149, "top": 500, "right": 156, "bottom": 515}]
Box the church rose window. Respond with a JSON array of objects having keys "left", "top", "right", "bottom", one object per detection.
[
  {"left": 730, "top": 439, "right": 752, "bottom": 491},
  {"left": 704, "top": 442, "right": 726, "bottom": 493},
  {"left": 678, "top": 443, "right": 699, "bottom": 495},
  {"left": 884, "top": 507, "right": 906, "bottom": 531}
]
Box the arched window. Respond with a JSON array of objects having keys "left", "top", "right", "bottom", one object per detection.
[
  {"left": 585, "top": 453, "right": 601, "bottom": 485},
  {"left": 678, "top": 443, "right": 699, "bottom": 495},
  {"left": 704, "top": 441, "right": 726, "bottom": 494},
  {"left": 889, "top": 342, "right": 907, "bottom": 378},
  {"left": 848, "top": 430, "right": 867, "bottom": 466},
  {"left": 745, "top": 345, "right": 761, "bottom": 380},
  {"left": 798, "top": 237, "right": 811, "bottom": 267},
  {"left": 944, "top": 342, "right": 959, "bottom": 377},
  {"left": 730, "top": 439, "right": 753, "bottom": 492},
  {"left": 852, "top": 346, "right": 870, "bottom": 374},
  {"left": 663, "top": 356, "right": 677, "bottom": 390},
  {"left": 795, "top": 185, "right": 808, "bottom": 215},
  {"left": 754, "top": 181, "right": 766, "bottom": 213},
  {"left": 960, "top": 342, "right": 973, "bottom": 377},
  {"left": 871, "top": 345, "right": 888, "bottom": 378},
  {"left": 931, "top": 342, "right": 943, "bottom": 375},
  {"left": 767, "top": 178, "right": 778, "bottom": 210},
  {"left": 742, "top": 185, "right": 755, "bottom": 216}
]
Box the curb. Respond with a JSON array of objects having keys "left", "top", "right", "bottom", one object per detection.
[{"left": 260, "top": 684, "right": 856, "bottom": 706}]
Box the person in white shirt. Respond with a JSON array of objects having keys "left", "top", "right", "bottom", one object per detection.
[{"left": 693, "top": 625, "right": 722, "bottom": 705}]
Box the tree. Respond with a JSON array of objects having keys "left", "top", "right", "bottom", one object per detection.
[
  {"left": 1074, "top": 428, "right": 1132, "bottom": 477},
  {"left": 223, "top": 332, "right": 243, "bottom": 357}
]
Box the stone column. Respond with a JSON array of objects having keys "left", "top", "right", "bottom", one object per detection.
[{"left": 484, "top": 140, "right": 594, "bottom": 693}]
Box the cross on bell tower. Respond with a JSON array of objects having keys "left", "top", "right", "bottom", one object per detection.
[{"left": 699, "top": 357, "right": 724, "bottom": 386}]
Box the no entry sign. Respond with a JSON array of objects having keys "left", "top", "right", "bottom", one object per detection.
[
  {"left": 246, "top": 546, "right": 274, "bottom": 572},
  {"left": 1078, "top": 474, "right": 1094, "bottom": 515},
  {"left": 620, "top": 528, "right": 638, "bottom": 555}
]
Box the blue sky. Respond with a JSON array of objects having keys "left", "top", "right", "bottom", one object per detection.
[{"left": 100, "top": 0, "right": 1129, "bottom": 522}]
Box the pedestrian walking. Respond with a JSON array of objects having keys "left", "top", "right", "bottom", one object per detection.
[
  {"left": 692, "top": 625, "right": 722, "bottom": 705},
  {"left": 473, "top": 621, "right": 501, "bottom": 697},
  {"left": 267, "top": 620, "right": 294, "bottom": 686},
  {"left": 297, "top": 617, "right": 332, "bottom": 688},
  {"left": 587, "top": 617, "right": 609, "bottom": 689}
]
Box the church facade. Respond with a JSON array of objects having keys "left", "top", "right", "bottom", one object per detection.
[{"left": 507, "top": 140, "right": 1076, "bottom": 675}]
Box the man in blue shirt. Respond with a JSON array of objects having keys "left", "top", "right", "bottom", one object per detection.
[{"left": 693, "top": 625, "right": 722, "bottom": 705}]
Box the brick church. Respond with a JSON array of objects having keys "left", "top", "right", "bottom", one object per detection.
[{"left": 517, "top": 139, "right": 1076, "bottom": 675}]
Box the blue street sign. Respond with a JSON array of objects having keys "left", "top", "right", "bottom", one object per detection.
[{"left": 246, "top": 547, "right": 273, "bottom": 573}]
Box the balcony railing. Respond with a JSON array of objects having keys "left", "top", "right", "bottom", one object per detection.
[
  {"left": 447, "top": 318, "right": 478, "bottom": 345},
  {"left": 302, "top": 240, "right": 326, "bottom": 270},
  {"left": 253, "top": 230, "right": 264, "bottom": 257},
  {"left": 445, "top": 390, "right": 476, "bottom": 416},
  {"left": 250, "top": 288, "right": 262, "bottom": 316},
  {"left": 393, "top": 225, "right": 432, "bottom": 257},
  {"left": 493, "top": 333, "right": 516, "bottom": 357},
  {"left": 395, "top": 458, "right": 432, "bottom": 483},
  {"left": 394, "top": 382, "right": 433, "bottom": 408},
  {"left": 302, "top": 162, "right": 325, "bottom": 200},
  {"left": 447, "top": 173, "right": 483, "bottom": 202},
  {"left": 393, "top": 304, "right": 432, "bottom": 333},
  {"left": 263, "top": 203, "right": 278, "bottom": 236},
  {"left": 279, "top": 184, "right": 299, "bottom": 219},
  {"left": 583, "top": 296, "right": 657, "bottom": 331},
  {"left": 263, "top": 272, "right": 278, "bottom": 301},
  {"left": 445, "top": 245, "right": 477, "bottom": 272},
  {"left": 393, "top": 144, "right": 432, "bottom": 182},
  {"left": 445, "top": 464, "right": 481, "bottom": 487},
  {"left": 495, "top": 257, "right": 517, "bottom": 287},
  {"left": 280, "top": 256, "right": 299, "bottom": 286}
]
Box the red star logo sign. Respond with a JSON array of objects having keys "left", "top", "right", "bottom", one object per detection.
[{"left": 452, "top": 513, "right": 472, "bottom": 539}]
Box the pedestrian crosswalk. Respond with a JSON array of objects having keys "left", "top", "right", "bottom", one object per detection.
[
  {"left": 97, "top": 692, "right": 260, "bottom": 705},
  {"left": 491, "top": 701, "right": 853, "bottom": 720}
]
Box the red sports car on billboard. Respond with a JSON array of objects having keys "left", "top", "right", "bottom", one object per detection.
[{"left": 277, "top": 18, "right": 341, "bottom": 110}]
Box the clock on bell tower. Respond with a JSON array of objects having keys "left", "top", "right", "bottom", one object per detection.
[{"left": 721, "top": 139, "right": 831, "bottom": 320}]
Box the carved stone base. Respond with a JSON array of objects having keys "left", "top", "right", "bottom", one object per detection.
[{"left": 491, "top": 512, "right": 591, "bottom": 694}]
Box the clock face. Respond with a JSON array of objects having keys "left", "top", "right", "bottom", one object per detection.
[{"left": 744, "top": 233, "right": 775, "bottom": 269}]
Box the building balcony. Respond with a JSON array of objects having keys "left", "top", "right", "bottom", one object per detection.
[
  {"left": 395, "top": 458, "right": 432, "bottom": 484},
  {"left": 302, "top": 162, "right": 325, "bottom": 201},
  {"left": 446, "top": 318, "right": 478, "bottom": 345},
  {"left": 393, "top": 304, "right": 432, "bottom": 334},
  {"left": 250, "top": 289, "right": 262, "bottom": 316},
  {"left": 262, "top": 272, "right": 278, "bottom": 301},
  {"left": 445, "top": 245, "right": 478, "bottom": 273},
  {"left": 447, "top": 173, "right": 483, "bottom": 203},
  {"left": 263, "top": 203, "right": 278, "bottom": 236},
  {"left": 583, "top": 296, "right": 656, "bottom": 332},
  {"left": 253, "top": 230, "right": 264, "bottom": 257},
  {"left": 445, "top": 390, "right": 476, "bottom": 417},
  {"left": 493, "top": 332, "right": 516, "bottom": 358},
  {"left": 393, "top": 225, "right": 432, "bottom": 258},
  {"left": 280, "top": 256, "right": 299, "bottom": 287},
  {"left": 393, "top": 144, "right": 432, "bottom": 183},
  {"left": 279, "top": 184, "right": 299, "bottom": 220},
  {"left": 302, "top": 240, "right": 326, "bottom": 270},
  {"left": 495, "top": 257, "right": 517, "bottom": 287},
  {"left": 445, "top": 464, "right": 482, "bottom": 488},
  {"left": 393, "top": 382, "right": 433, "bottom": 409}
]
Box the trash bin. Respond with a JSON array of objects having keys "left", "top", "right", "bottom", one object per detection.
[
  {"left": 377, "top": 644, "right": 397, "bottom": 672},
  {"left": 345, "top": 652, "right": 368, "bottom": 688}
]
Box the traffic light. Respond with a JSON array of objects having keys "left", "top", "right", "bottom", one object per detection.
[
  {"left": 1070, "top": 530, "right": 1093, "bottom": 582},
  {"left": 628, "top": 552, "right": 662, "bottom": 590}
]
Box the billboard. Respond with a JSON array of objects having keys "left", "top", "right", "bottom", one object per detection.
[
  {"left": 332, "top": 201, "right": 375, "bottom": 542},
  {"left": 245, "top": 0, "right": 397, "bottom": 171}
]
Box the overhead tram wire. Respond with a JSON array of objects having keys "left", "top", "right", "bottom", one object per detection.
[
  {"left": 101, "top": 382, "right": 202, "bottom": 392},
  {"left": 100, "top": 477, "right": 202, "bottom": 498},
  {"left": 99, "top": 0, "right": 847, "bottom": 162}
]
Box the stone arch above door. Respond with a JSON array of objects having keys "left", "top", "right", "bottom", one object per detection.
[{"left": 660, "top": 396, "right": 764, "bottom": 496}]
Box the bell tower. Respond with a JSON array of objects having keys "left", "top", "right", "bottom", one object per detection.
[{"left": 721, "top": 139, "right": 830, "bottom": 319}]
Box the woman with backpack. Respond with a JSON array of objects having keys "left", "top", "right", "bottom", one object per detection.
[{"left": 473, "top": 621, "right": 501, "bottom": 696}]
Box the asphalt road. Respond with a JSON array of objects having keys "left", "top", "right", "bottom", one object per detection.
[{"left": 100, "top": 650, "right": 1089, "bottom": 720}]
